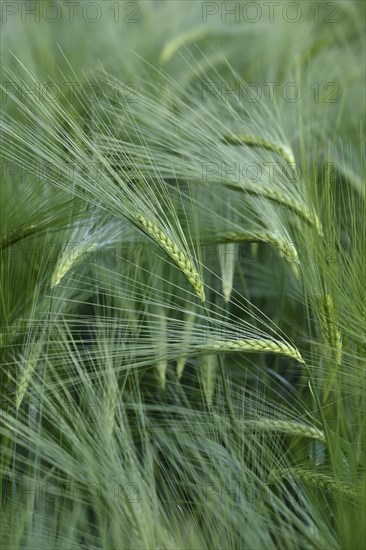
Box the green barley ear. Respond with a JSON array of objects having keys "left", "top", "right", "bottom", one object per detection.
[
  {"left": 197, "top": 338, "right": 304, "bottom": 364},
  {"left": 269, "top": 468, "right": 360, "bottom": 500},
  {"left": 0, "top": 224, "right": 38, "bottom": 251},
  {"left": 247, "top": 418, "right": 326, "bottom": 443},
  {"left": 16, "top": 359, "right": 36, "bottom": 411},
  {"left": 225, "top": 183, "right": 323, "bottom": 236},
  {"left": 222, "top": 134, "right": 296, "bottom": 166},
  {"left": 317, "top": 293, "right": 342, "bottom": 400},
  {"left": 160, "top": 26, "right": 208, "bottom": 64},
  {"left": 135, "top": 214, "right": 205, "bottom": 303},
  {"left": 219, "top": 231, "right": 300, "bottom": 278},
  {"left": 16, "top": 343, "right": 43, "bottom": 411},
  {"left": 51, "top": 242, "right": 98, "bottom": 287},
  {"left": 318, "top": 293, "right": 342, "bottom": 363},
  {"left": 50, "top": 217, "right": 125, "bottom": 288}
]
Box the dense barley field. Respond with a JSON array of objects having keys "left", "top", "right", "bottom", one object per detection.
[{"left": 0, "top": 1, "right": 365, "bottom": 548}]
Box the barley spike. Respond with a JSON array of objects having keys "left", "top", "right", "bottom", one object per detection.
[
  {"left": 136, "top": 214, "right": 205, "bottom": 302},
  {"left": 247, "top": 418, "right": 326, "bottom": 443},
  {"left": 196, "top": 338, "right": 304, "bottom": 363},
  {"left": 219, "top": 231, "right": 299, "bottom": 266},
  {"left": 223, "top": 133, "right": 296, "bottom": 165},
  {"left": 16, "top": 360, "right": 36, "bottom": 410},
  {"left": 225, "top": 183, "right": 323, "bottom": 236},
  {"left": 270, "top": 468, "right": 360, "bottom": 500},
  {"left": 51, "top": 242, "right": 98, "bottom": 288}
]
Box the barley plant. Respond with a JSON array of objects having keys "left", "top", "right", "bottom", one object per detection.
[{"left": 0, "top": 1, "right": 365, "bottom": 549}]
